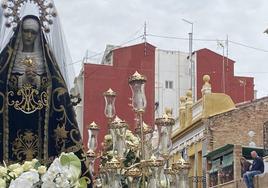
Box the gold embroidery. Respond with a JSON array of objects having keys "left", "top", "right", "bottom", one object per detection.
[
  {"left": 52, "top": 87, "right": 74, "bottom": 126},
  {"left": 7, "top": 83, "right": 48, "bottom": 114},
  {"left": 54, "top": 124, "right": 69, "bottom": 151},
  {"left": 12, "top": 130, "right": 39, "bottom": 161},
  {"left": 54, "top": 124, "right": 69, "bottom": 140},
  {"left": 41, "top": 76, "right": 50, "bottom": 90}
]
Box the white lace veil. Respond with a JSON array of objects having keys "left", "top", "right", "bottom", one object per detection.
[{"left": 0, "top": 0, "right": 74, "bottom": 89}]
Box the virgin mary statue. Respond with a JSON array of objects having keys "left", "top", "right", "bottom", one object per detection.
[{"left": 0, "top": 0, "right": 91, "bottom": 186}]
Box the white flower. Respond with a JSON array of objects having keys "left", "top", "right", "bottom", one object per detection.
[
  {"left": 8, "top": 163, "right": 21, "bottom": 171},
  {"left": 9, "top": 178, "right": 33, "bottom": 188},
  {"left": 0, "top": 178, "right": 6, "bottom": 188},
  {"left": 0, "top": 167, "right": 7, "bottom": 177},
  {"left": 31, "top": 158, "right": 38, "bottom": 165},
  {"left": 22, "top": 161, "right": 33, "bottom": 171},
  {"left": 12, "top": 167, "right": 24, "bottom": 177},
  {"left": 38, "top": 166, "right": 47, "bottom": 175},
  {"left": 9, "top": 171, "right": 39, "bottom": 188},
  {"left": 41, "top": 158, "right": 65, "bottom": 187},
  {"left": 41, "top": 154, "right": 82, "bottom": 188},
  {"left": 54, "top": 173, "right": 71, "bottom": 188}
]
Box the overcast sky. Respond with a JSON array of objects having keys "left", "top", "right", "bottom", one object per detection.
[{"left": 54, "top": 0, "right": 268, "bottom": 98}]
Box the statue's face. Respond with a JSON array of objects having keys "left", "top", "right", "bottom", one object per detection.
[{"left": 22, "top": 18, "right": 39, "bottom": 47}]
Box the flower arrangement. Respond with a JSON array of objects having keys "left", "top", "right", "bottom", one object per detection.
[{"left": 0, "top": 153, "right": 89, "bottom": 188}]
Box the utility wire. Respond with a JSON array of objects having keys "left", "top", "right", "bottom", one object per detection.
[
  {"left": 148, "top": 33, "right": 225, "bottom": 42},
  {"left": 148, "top": 33, "right": 268, "bottom": 52},
  {"left": 120, "top": 24, "right": 144, "bottom": 44},
  {"left": 68, "top": 33, "right": 268, "bottom": 66},
  {"left": 229, "top": 40, "right": 268, "bottom": 52}
]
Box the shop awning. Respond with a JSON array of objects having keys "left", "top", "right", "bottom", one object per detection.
[
  {"left": 204, "top": 144, "right": 234, "bottom": 159},
  {"left": 204, "top": 144, "right": 265, "bottom": 160}
]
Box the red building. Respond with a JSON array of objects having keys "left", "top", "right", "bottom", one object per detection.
[
  {"left": 81, "top": 44, "right": 254, "bottom": 153},
  {"left": 83, "top": 43, "right": 155, "bottom": 149},
  {"left": 196, "top": 48, "right": 254, "bottom": 104}
]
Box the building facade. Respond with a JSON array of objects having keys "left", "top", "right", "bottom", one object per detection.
[
  {"left": 82, "top": 43, "right": 155, "bottom": 150},
  {"left": 71, "top": 43, "right": 256, "bottom": 175},
  {"left": 171, "top": 75, "right": 267, "bottom": 188},
  {"left": 154, "top": 48, "right": 254, "bottom": 131},
  {"left": 196, "top": 48, "right": 254, "bottom": 104},
  {"left": 171, "top": 75, "right": 236, "bottom": 188},
  {"left": 155, "top": 49, "right": 191, "bottom": 130}
]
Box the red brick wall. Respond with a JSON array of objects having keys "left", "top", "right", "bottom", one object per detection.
[{"left": 208, "top": 97, "right": 268, "bottom": 150}]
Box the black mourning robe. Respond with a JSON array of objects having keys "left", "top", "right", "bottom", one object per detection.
[{"left": 0, "top": 16, "right": 92, "bottom": 187}]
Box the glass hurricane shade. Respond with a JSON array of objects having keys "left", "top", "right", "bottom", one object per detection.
[
  {"left": 88, "top": 122, "right": 100, "bottom": 151},
  {"left": 103, "top": 88, "right": 116, "bottom": 119},
  {"left": 129, "top": 82, "right": 146, "bottom": 111}
]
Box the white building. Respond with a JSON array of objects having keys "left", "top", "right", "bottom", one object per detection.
[
  {"left": 70, "top": 65, "right": 85, "bottom": 138},
  {"left": 155, "top": 49, "right": 192, "bottom": 130}
]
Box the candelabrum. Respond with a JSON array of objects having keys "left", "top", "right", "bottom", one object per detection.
[{"left": 88, "top": 71, "right": 190, "bottom": 188}]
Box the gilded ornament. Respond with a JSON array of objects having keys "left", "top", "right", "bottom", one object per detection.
[
  {"left": 7, "top": 83, "right": 48, "bottom": 114},
  {"left": 12, "top": 130, "right": 39, "bottom": 161}
]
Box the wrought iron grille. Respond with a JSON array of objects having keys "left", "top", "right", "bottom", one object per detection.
[{"left": 189, "top": 176, "right": 206, "bottom": 188}]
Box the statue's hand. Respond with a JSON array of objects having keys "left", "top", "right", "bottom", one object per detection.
[{"left": 25, "top": 68, "right": 37, "bottom": 84}]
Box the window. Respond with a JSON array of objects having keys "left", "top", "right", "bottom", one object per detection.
[
  {"left": 165, "top": 80, "right": 173, "bottom": 89},
  {"left": 209, "top": 152, "right": 234, "bottom": 186},
  {"left": 264, "top": 121, "right": 268, "bottom": 155}
]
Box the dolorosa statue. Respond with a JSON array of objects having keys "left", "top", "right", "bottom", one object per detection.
[{"left": 0, "top": 15, "right": 92, "bottom": 187}]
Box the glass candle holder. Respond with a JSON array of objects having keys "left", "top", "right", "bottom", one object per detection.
[
  {"left": 103, "top": 88, "right": 116, "bottom": 120},
  {"left": 128, "top": 71, "right": 147, "bottom": 112},
  {"left": 88, "top": 121, "right": 100, "bottom": 151}
]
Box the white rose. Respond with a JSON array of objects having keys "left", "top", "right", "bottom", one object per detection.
[
  {"left": 38, "top": 166, "right": 47, "bottom": 175},
  {"left": 13, "top": 167, "right": 24, "bottom": 177},
  {"left": 22, "top": 161, "right": 33, "bottom": 171},
  {"left": 8, "top": 163, "right": 21, "bottom": 171},
  {"left": 0, "top": 167, "right": 7, "bottom": 177},
  {"left": 0, "top": 178, "right": 6, "bottom": 188}
]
